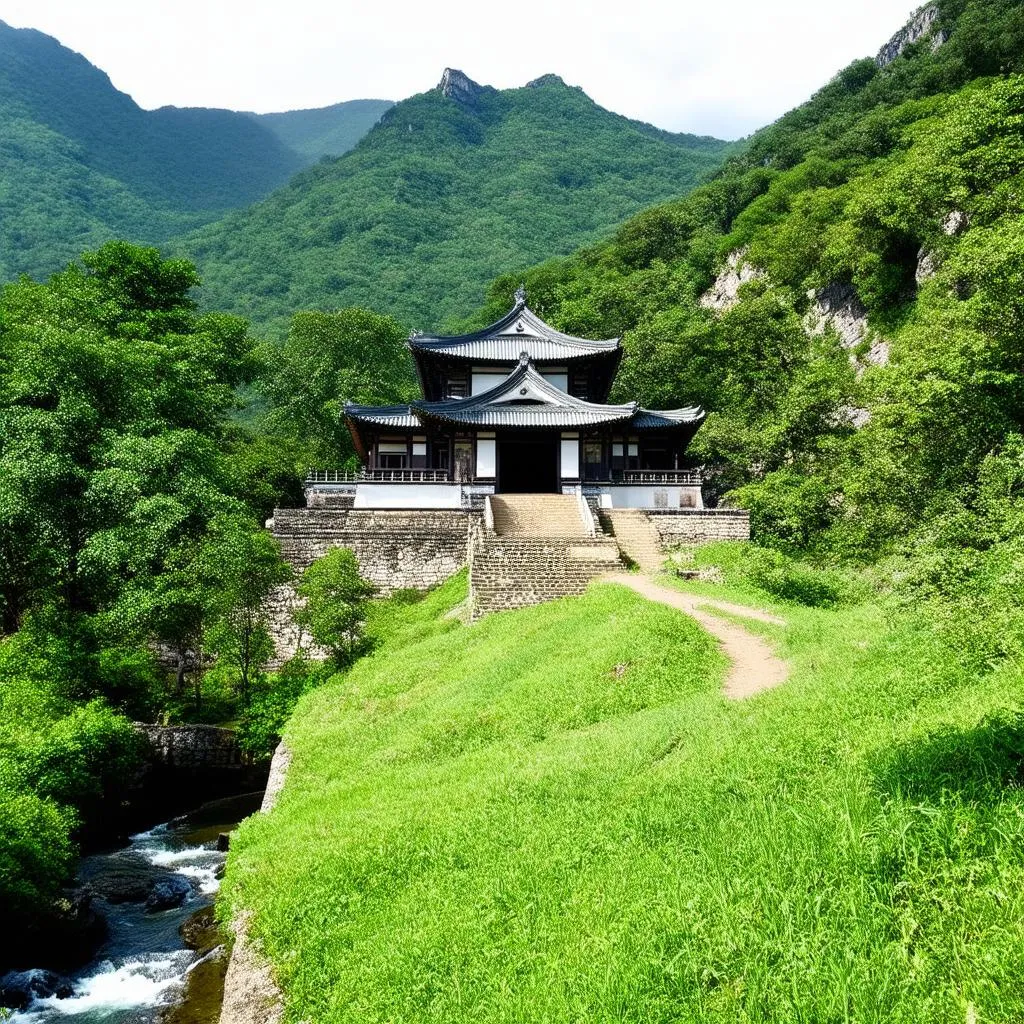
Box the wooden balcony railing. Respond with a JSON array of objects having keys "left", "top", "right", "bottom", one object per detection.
[
  {"left": 306, "top": 468, "right": 451, "bottom": 484},
  {"left": 622, "top": 470, "right": 702, "bottom": 485}
]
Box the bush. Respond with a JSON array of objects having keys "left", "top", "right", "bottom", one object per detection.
[
  {"left": 295, "top": 548, "right": 376, "bottom": 665},
  {"left": 694, "top": 541, "right": 865, "bottom": 607},
  {"left": 0, "top": 790, "right": 76, "bottom": 921},
  {"left": 745, "top": 548, "right": 859, "bottom": 607},
  {"left": 24, "top": 702, "right": 145, "bottom": 825},
  {"left": 236, "top": 657, "right": 328, "bottom": 760}
]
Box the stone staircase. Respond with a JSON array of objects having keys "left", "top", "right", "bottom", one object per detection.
[
  {"left": 470, "top": 493, "right": 622, "bottom": 617},
  {"left": 598, "top": 509, "right": 665, "bottom": 573},
  {"left": 489, "top": 493, "right": 589, "bottom": 537}
]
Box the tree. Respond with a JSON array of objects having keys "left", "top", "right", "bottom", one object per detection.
[
  {"left": 261, "top": 309, "right": 416, "bottom": 471},
  {"left": 294, "top": 547, "right": 376, "bottom": 665},
  {"left": 203, "top": 515, "right": 292, "bottom": 706}
]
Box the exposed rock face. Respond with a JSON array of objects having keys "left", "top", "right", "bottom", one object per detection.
[
  {"left": 438, "top": 68, "right": 483, "bottom": 105},
  {"left": 915, "top": 210, "right": 969, "bottom": 285},
  {"left": 915, "top": 247, "right": 939, "bottom": 285},
  {"left": 699, "top": 249, "right": 766, "bottom": 312},
  {"left": 526, "top": 73, "right": 566, "bottom": 88},
  {"left": 804, "top": 283, "right": 890, "bottom": 370},
  {"left": 942, "top": 209, "right": 968, "bottom": 236},
  {"left": 829, "top": 404, "right": 873, "bottom": 429},
  {"left": 877, "top": 4, "right": 947, "bottom": 67}
]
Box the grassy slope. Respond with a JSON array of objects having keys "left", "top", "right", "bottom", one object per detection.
[{"left": 225, "top": 565, "right": 1024, "bottom": 1022}]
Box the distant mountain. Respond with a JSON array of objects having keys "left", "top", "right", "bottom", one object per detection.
[
  {"left": 178, "top": 70, "right": 732, "bottom": 333},
  {"left": 252, "top": 100, "right": 394, "bottom": 162},
  {"left": 0, "top": 21, "right": 389, "bottom": 280}
]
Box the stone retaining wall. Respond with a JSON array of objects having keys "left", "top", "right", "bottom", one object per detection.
[
  {"left": 268, "top": 508, "right": 477, "bottom": 664},
  {"left": 134, "top": 725, "right": 269, "bottom": 812},
  {"left": 644, "top": 509, "right": 751, "bottom": 545},
  {"left": 270, "top": 508, "right": 474, "bottom": 589},
  {"left": 138, "top": 725, "right": 245, "bottom": 768}
]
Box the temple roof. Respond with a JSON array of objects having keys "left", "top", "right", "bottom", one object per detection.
[
  {"left": 408, "top": 287, "right": 620, "bottom": 364},
  {"left": 345, "top": 354, "right": 705, "bottom": 432}
]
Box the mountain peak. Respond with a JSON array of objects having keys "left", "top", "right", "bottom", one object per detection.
[
  {"left": 526, "top": 74, "right": 566, "bottom": 89},
  {"left": 438, "top": 68, "right": 483, "bottom": 105}
]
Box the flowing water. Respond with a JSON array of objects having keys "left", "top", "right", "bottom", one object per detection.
[{"left": 7, "top": 792, "right": 263, "bottom": 1024}]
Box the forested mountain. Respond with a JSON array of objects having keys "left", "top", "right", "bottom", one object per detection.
[
  {"left": 473, "top": 0, "right": 1023, "bottom": 584},
  {"left": 251, "top": 99, "right": 394, "bottom": 161},
  {"left": 177, "top": 70, "right": 732, "bottom": 333},
  {"left": 0, "top": 22, "right": 390, "bottom": 280}
]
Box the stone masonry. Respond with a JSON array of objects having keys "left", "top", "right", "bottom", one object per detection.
[
  {"left": 270, "top": 508, "right": 475, "bottom": 589},
  {"left": 267, "top": 507, "right": 477, "bottom": 663},
  {"left": 468, "top": 528, "right": 623, "bottom": 618},
  {"left": 645, "top": 509, "right": 751, "bottom": 545}
]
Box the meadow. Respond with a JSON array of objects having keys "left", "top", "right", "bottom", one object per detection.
[{"left": 224, "top": 552, "right": 1024, "bottom": 1022}]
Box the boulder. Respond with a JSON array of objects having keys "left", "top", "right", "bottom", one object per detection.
[
  {"left": 0, "top": 969, "right": 74, "bottom": 1010},
  {"left": 86, "top": 858, "right": 156, "bottom": 904},
  {"left": 146, "top": 875, "right": 193, "bottom": 913}
]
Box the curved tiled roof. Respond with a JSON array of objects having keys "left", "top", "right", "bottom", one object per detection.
[
  {"left": 345, "top": 357, "right": 705, "bottom": 432},
  {"left": 343, "top": 404, "right": 420, "bottom": 429},
  {"left": 412, "top": 355, "right": 636, "bottom": 428},
  {"left": 408, "top": 297, "right": 620, "bottom": 362},
  {"left": 632, "top": 407, "right": 706, "bottom": 430}
]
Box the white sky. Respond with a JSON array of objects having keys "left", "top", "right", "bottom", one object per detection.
[{"left": 0, "top": 0, "right": 916, "bottom": 139}]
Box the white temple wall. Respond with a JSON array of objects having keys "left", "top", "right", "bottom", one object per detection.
[
  {"left": 577, "top": 485, "right": 704, "bottom": 510},
  {"left": 353, "top": 484, "right": 464, "bottom": 509}
]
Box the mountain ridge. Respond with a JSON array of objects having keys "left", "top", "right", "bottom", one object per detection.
[
  {"left": 178, "top": 67, "right": 732, "bottom": 333},
  {"left": 0, "top": 20, "right": 392, "bottom": 280}
]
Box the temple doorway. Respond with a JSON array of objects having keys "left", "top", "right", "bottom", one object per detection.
[{"left": 497, "top": 436, "right": 558, "bottom": 493}]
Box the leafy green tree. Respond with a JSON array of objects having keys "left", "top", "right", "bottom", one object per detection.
[
  {"left": 295, "top": 547, "right": 376, "bottom": 665},
  {"left": 262, "top": 308, "right": 416, "bottom": 470},
  {"left": 203, "top": 515, "right": 292, "bottom": 706}
]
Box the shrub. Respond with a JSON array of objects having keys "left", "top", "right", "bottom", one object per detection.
[
  {"left": 237, "top": 657, "right": 327, "bottom": 759},
  {"left": 0, "top": 790, "right": 76, "bottom": 921},
  {"left": 295, "top": 548, "right": 376, "bottom": 665},
  {"left": 24, "top": 702, "right": 145, "bottom": 826}
]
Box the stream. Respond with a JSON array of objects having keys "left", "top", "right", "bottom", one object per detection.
[{"left": 4, "top": 792, "right": 263, "bottom": 1024}]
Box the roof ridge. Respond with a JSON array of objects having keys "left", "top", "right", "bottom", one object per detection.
[{"left": 408, "top": 299, "right": 619, "bottom": 350}]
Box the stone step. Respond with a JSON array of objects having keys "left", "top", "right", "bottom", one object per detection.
[
  {"left": 489, "top": 493, "right": 588, "bottom": 538},
  {"left": 469, "top": 527, "right": 622, "bottom": 618},
  {"left": 599, "top": 510, "right": 664, "bottom": 573}
]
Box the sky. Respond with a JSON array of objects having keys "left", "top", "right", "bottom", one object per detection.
[{"left": 1, "top": 0, "right": 917, "bottom": 139}]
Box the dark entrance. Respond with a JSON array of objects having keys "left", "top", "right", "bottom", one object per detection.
[{"left": 497, "top": 436, "right": 559, "bottom": 493}]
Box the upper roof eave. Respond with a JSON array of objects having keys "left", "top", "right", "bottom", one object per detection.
[{"left": 407, "top": 298, "right": 620, "bottom": 356}]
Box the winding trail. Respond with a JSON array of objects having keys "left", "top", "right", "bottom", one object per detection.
[{"left": 604, "top": 573, "right": 789, "bottom": 699}]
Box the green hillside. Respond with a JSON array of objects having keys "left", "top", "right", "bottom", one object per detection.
[
  {"left": 0, "top": 21, "right": 388, "bottom": 281},
  {"left": 252, "top": 99, "right": 394, "bottom": 161},
  {"left": 178, "top": 71, "right": 731, "bottom": 333},
  {"left": 226, "top": 566, "right": 1024, "bottom": 1021},
  {"left": 473, "top": 0, "right": 1023, "bottom": 572}
]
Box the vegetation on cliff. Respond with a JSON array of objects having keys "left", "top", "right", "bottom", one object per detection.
[{"left": 462, "top": 0, "right": 1024, "bottom": 634}]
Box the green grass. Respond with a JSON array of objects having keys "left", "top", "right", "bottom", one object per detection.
[{"left": 224, "top": 566, "right": 1024, "bottom": 1022}]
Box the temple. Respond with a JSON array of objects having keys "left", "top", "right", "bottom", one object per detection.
[
  {"left": 322, "top": 288, "right": 708, "bottom": 510},
  {"left": 271, "top": 289, "right": 750, "bottom": 634}
]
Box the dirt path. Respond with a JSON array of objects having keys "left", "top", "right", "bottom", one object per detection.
[{"left": 604, "top": 573, "right": 789, "bottom": 699}]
